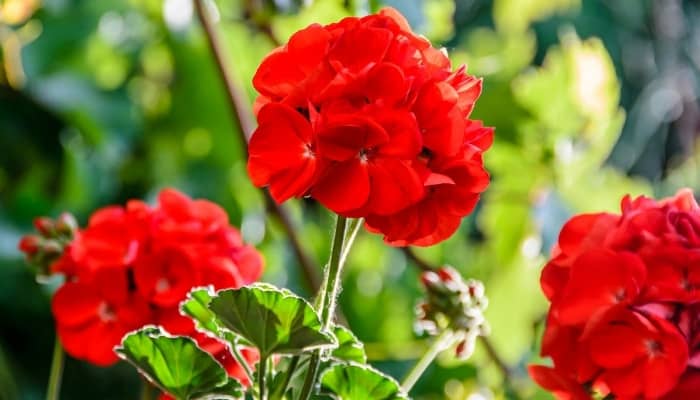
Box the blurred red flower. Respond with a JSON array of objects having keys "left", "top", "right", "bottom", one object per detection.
[
  {"left": 247, "top": 7, "right": 493, "bottom": 246},
  {"left": 531, "top": 189, "right": 700, "bottom": 399},
  {"left": 22, "top": 189, "right": 264, "bottom": 384}
]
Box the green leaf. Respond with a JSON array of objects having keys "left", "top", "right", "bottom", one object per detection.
[
  {"left": 181, "top": 287, "right": 252, "bottom": 350},
  {"left": 115, "top": 327, "right": 242, "bottom": 400},
  {"left": 208, "top": 283, "right": 336, "bottom": 358},
  {"left": 320, "top": 363, "right": 408, "bottom": 400},
  {"left": 181, "top": 287, "right": 220, "bottom": 336},
  {"left": 331, "top": 326, "right": 366, "bottom": 364}
]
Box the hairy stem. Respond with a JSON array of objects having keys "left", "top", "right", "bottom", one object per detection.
[
  {"left": 319, "top": 216, "right": 348, "bottom": 325},
  {"left": 230, "top": 340, "right": 254, "bottom": 385},
  {"left": 45, "top": 336, "right": 64, "bottom": 400},
  {"left": 299, "top": 216, "right": 357, "bottom": 400},
  {"left": 193, "top": 0, "right": 321, "bottom": 293},
  {"left": 258, "top": 355, "right": 268, "bottom": 400},
  {"left": 400, "top": 329, "right": 455, "bottom": 393}
]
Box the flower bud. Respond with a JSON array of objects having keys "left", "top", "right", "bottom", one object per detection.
[
  {"left": 55, "top": 213, "right": 78, "bottom": 236},
  {"left": 20, "top": 213, "right": 79, "bottom": 278},
  {"left": 18, "top": 235, "right": 41, "bottom": 255},
  {"left": 415, "top": 265, "right": 490, "bottom": 361},
  {"left": 33, "top": 217, "right": 54, "bottom": 236},
  {"left": 421, "top": 270, "right": 440, "bottom": 287}
]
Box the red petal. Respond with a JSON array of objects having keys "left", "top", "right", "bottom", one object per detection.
[
  {"left": 232, "top": 245, "right": 265, "bottom": 285},
  {"left": 374, "top": 109, "right": 421, "bottom": 158},
  {"left": 411, "top": 213, "right": 462, "bottom": 247},
  {"left": 267, "top": 156, "right": 318, "bottom": 203},
  {"left": 528, "top": 365, "right": 590, "bottom": 400},
  {"left": 587, "top": 323, "right": 647, "bottom": 368},
  {"left": 287, "top": 24, "right": 332, "bottom": 76},
  {"left": 557, "top": 213, "right": 618, "bottom": 259},
  {"left": 378, "top": 7, "right": 411, "bottom": 32},
  {"left": 312, "top": 159, "right": 370, "bottom": 213},
  {"left": 317, "top": 114, "right": 389, "bottom": 161},
  {"left": 248, "top": 103, "right": 315, "bottom": 191},
  {"left": 556, "top": 250, "right": 646, "bottom": 325},
  {"left": 253, "top": 50, "right": 306, "bottom": 99},
  {"left": 364, "top": 63, "right": 409, "bottom": 104},
  {"left": 328, "top": 26, "right": 392, "bottom": 73},
  {"left": 365, "top": 159, "right": 423, "bottom": 215},
  {"left": 52, "top": 282, "right": 100, "bottom": 327}
]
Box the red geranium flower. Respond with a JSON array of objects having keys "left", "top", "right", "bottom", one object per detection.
[
  {"left": 531, "top": 189, "right": 700, "bottom": 399},
  {"left": 52, "top": 267, "right": 152, "bottom": 366},
  {"left": 22, "top": 189, "right": 264, "bottom": 385},
  {"left": 247, "top": 7, "right": 492, "bottom": 246}
]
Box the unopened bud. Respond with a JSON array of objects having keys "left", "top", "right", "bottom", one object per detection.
[
  {"left": 421, "top": 271, "right": 440, "bottom": 287},
  {"left": 33, "top": 217, "right": 54, "bottom": 236},
  {"left": 18, "top": 235, "right": 41, "bottom": 255},
  {"left": 437, "top": 267, "right": 458, "bottom": 282},
  {"left": 455, "top": 337, "right": 476, "bottom": 359},
  {"left": 42, "top": 240, "right": 63, "bottom": 256},
  {"left": 467, "top": 279, "right": 485, "bottom": 299},
  {"left": 55, "top": 213, "right": 78, "bottom": 236},
  {"left": 20, "top": 212, "right": 79, "bottom": 279}
]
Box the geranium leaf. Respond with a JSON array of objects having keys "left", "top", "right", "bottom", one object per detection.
[
  {"left": 181, "top": 287, "right": 220, "bottom": 336},
  {"left": 181, "top": 287, "right": 253, "bottom": 349},
  {"left": 208, "top": 283, "right": 336, "bottom": 358},
  {"left": 320, "top": 363, "right": 408, "bottom": 400},
  {"left": 331, "top": 326, "right": 366, "bottom": 364},
  {"left": 115, "top": 326, "right": 242, "bottom": 400}
]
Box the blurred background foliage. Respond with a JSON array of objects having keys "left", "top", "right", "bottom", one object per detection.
[{"left": 1, "top": 0, "right": 699, "bottom": 399}]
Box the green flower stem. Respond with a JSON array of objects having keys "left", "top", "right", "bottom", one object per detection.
[
  {"left": 140, "top": 381, "right": 153, "bottom": 400},
  {"left": 299, "top": 216, "right": 357, "bottom": 400},
  {"left": 258, "top": 355, "right": 268, "bottom": 400},
  {"left": 318, "top": 215, "right": 348, "bottom": 323},
  {"left": 45, "top": 336, "right": 64, "bottom": 400},
  {"left": 230, "top": 340, "right": 254, "bottom": 386},
  {"left": 340, "top": 218, "right": 363, "bottom": 267},
  {"left": 277, "top": 356, "right": 299, "bottom": 397},
  {"left": 400, "top": 330, "right": 456, "bottom": 393}
]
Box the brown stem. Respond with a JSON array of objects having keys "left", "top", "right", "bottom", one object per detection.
[
  {"left": 194, "top": 0, "right": 321, "bottom": 292},
  {"left": 403, "top": 247, "right": 515, "bottom": 382},
  {"left": 478, "top": 336, "right": 513, "bottom": 381},
  {"left": 402, "top": 247, "right": 433, "bottom": 271},
  {"left": 242, "top": 0, "right": 282, "bottom": 47}
]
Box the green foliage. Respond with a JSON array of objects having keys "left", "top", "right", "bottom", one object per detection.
[
  {"left": 331, "top": 326, "right": 367, "bottom": 364},
  {"left": 320, "top": 363, "right": 408, "bottom": 400},
  {"left": 115, "top": 327, "right": 242, "bottom": 400},
  {"left": 208, "top": 283, "right": 336, "bottom": 358},
  {"left": 181, "top": 287, "right": 220, "bottom": 337},
  {"left": 3, "top": 0, "right": 697, "bottom": 399},
  {"left": 494, "top": 0, "right": 580, "bottom": 32}
]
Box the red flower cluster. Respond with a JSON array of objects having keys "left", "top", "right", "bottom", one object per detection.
[
  {"left": 247, "top": 7, "right": 493, "bottom": 246},
  {"left": 530, "top": 189, "right": 700, "bottom": 399},
  {"left": 25, "top": 189, "right": 263, "bottom": 382}
]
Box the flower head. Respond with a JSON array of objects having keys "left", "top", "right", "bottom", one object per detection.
[
  {"left": 531, "top": 189, "right": 700, "bottom": 399},
  {"left": 22, "top": 189, "right": 264, "bottom": 383},
  {"left": 247, "top": 8, "right": 493, "bottom": 246}
]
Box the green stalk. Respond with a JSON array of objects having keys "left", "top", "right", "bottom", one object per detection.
[
  {"left": 230, "top": 340, "right": 254, "bottom": 385},
  {"left": 400, "top": 330, "right": 455, "bottom": 393},
  {"left": 298, "top": 216, "right": 352, "bottom": 400},
  {"left": 340, "top": 218, "right": 363, "bottom": 267},
  {"left": 45, "top": 336, "right": 64, "bottom": 400},
  {"left": 258, "top": 355, "right": 268, "bottom": 400},
  {"left": 140, "top": 381, "right": 153, "bottom": 400},
  {"left": 272, "top": 355, "right": 299, "bottom": 399}
]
